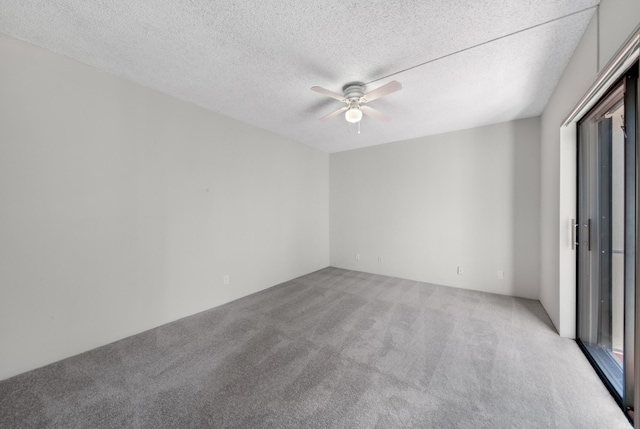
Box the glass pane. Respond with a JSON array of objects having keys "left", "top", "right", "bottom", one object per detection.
[
  {"left": 577, "top": 87, "right": 625, "bottom": 400},
  {"left": 610, "top": 103, "right": 625, "bottom": 367}
]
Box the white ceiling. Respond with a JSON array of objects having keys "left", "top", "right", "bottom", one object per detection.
[{"left": 0, "top": 1, "right": 598, "bottom": 153}]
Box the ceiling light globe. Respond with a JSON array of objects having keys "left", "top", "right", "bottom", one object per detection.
[{"left": 345, "top": 107, "right": 363, "bottom": 123}]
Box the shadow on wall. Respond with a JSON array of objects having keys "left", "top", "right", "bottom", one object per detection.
[{"left": 511, "top": 118, "right": 541, "bottom": 299}]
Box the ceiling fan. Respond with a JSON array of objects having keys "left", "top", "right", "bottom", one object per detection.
[{"left": 311, "top": 80, "right": 402, "bottom": 124}]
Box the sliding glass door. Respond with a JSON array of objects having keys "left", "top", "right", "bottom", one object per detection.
[{"left": 577, "top": 63, "right": 637, "bottom": 419}]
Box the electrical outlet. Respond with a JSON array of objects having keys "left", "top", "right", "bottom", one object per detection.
[
  {"left": 497, "top": 270, "right": 504, "bottom": 280},
  {"left": 223, "top": 275, "right": 230, "bottom": 285},
  {"left": 355, "top": 253, "right": 360, "bottom": 261},
  {"left": 457, "top": 266, "right": 464, "bottom": 275},
  {"left": 378, "top": 256, "right": 384, "bottom": 263}
]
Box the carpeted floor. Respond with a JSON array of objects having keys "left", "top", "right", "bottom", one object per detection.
[{"left": 0, "top": 267, "right": 631, "bottom": 428}]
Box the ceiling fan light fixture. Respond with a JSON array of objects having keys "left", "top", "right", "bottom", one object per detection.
[{"left": 345, "top": 107, "right": 363, "bottom": 123}]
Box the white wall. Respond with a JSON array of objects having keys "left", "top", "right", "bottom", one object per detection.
[
  {"left": 0, "top": 34, "right": 329, "bottom": 381},
  {"left": 330, "top": 118, "right": 540, "bottom": 299},
  {"left": 540, "top": 1, "right": 640, "bottom": 337}
]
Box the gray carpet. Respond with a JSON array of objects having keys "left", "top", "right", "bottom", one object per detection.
[{"left": 0, "top": 267, "right": 631, "bottom": 428}]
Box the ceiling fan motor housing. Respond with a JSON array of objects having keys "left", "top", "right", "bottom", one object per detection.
[{"left": 342, "top": 83, "right": 365, "bottom": 102}]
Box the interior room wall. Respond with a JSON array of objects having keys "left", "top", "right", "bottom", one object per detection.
[
  {"left": 0, "top": 34, "right": 329, "bottom": 381},
  {"left": 539, "top": 0, "right": 640, "bottom": 337},
  {"left": 330, "top": 118, "right": 541, "bottom": 299}
]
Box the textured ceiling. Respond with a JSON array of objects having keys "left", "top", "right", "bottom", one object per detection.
[{"left": 0, "top": 1, "right": 598, "bottom": 153}]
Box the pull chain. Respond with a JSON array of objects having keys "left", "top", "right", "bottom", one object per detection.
[{"left": 347, "top": 121, "right": 362, "bottom": 135}]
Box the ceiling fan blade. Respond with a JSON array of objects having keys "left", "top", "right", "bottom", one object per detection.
[
  {"left": 360, "top": 105, "right": 391, "bottom": 122},
  {"left": 320, "top": 106, "right": 349, "bottom": 122},
  {"left": 311, "top": 86, "right": 346, "bottom": 102},
  {"left": 361, "top": 80, "right": 402, "bottom": 103}
]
